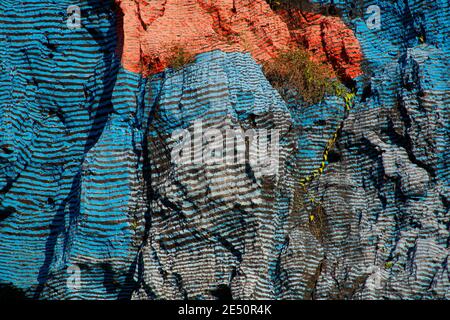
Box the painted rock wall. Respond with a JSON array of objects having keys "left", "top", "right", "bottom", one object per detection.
[
  {"left": 0, "top": 0, "right": 146, "bottom": 299},
  {"left": 115, "top": 0, "right": 363, "bottom": 78},
  {"left": 276, "top": 0, "right": 449, "bottom": 299},
  {"left": 0, "top": 0, "right": 448, "bottom": 299}
]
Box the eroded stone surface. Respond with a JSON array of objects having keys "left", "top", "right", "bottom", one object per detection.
[
  {"left": 0, "top": 0, "right": 448, "bottom": 300},
  {"left": 115, "top": 0, "right": 363, "bottom": 78}
]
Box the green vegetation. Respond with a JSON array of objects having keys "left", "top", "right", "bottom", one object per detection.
[
  {"left": 263, "top": 48, "right": 344, "bottom": 105},
  {"left": 167, "top": 45, "right": 195, "bottom": 71}
]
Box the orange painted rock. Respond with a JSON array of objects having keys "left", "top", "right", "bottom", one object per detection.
[
  {"left": 115, "top": 0, "right": 363, "bottom": 80},
  {"left": 276, "top": 9, "right": 363, "bottom": 81}
]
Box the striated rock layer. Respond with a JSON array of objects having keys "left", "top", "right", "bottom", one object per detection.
[
  {"left": 0, "top": 0, "right": 146, "bottom": 299},
  {"left": 0, "top": 0, "right": 448, "bottom": 300},
  {"left": 276, "top": 8, "right": 363, "bottom": 82},
  {"left": 115, "top": 0, "right": 363, "bottom": 78}
]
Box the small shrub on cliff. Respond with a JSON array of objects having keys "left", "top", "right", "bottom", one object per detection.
[
  {"left": 167, "top": 45, "right": 195, "bottom": 71},
  {"left": 263, "top": 48, "right": 341, "bottom": 104}
]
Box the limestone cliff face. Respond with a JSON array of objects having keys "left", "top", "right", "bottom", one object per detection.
[{"left": 0, "top": 0, "right": 448, "bottom": 300}]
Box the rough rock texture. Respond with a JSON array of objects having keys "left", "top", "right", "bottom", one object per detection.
[
  {"left": 0, "top": 0, "right": 448, "bottom": 300},
  {"left": 276, "top": 8, "right": 363, "bottom": 82},
  {"left": 0, "top": 0, "right": 145, "bottom": 299},
  {"left": 276, "top": 0, "right": 449, "bottom": 299},
  {"left": 132, "top": 50, "right": 297, "bottom": 299},
  {"left": 115, "top": 0, "right": 291, "bottom": 75},
  {"left": 115, "top": 0, "right": 363, "bottom": 78}
]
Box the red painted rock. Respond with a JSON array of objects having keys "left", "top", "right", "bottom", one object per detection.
[
  {"left": 276, "top": 9, "right": 363, "bottom": 81},
  {"left": 115, "top": 0, "right": 363, "bottom": 80}
]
